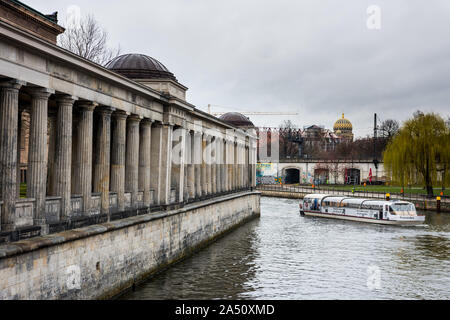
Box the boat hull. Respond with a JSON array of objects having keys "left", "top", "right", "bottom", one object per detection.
[{"left": 302, "top": 210, "right": 425, "bottom": 226}]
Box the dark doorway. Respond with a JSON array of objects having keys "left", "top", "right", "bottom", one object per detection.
[
  {"left": 345, "top": 168, "right": 361, "bottom": 185},
  {"left": 285, "top": 168, "right": 300, "bottom": 184}
]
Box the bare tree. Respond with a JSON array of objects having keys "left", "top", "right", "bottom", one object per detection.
[
  {"left": 380, "top": 119, "right": 399, "bottom": 139},
  {"left": 58, "top": 14, "right": 121, "bottom": 66}
]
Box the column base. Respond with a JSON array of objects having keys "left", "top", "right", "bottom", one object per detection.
[
  {"left": 0, "top": 223, "right": 15, "bottom": 232},
  {"left": 34, "top": 218, "right": 49, "bottom": 235}
]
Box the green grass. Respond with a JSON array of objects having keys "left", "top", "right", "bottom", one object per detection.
[{"left": 20, "top": 183, "right": 27, "bottom": 198}]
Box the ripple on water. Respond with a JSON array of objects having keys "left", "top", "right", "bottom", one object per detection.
[{"left": 121, "top": 197, "right": 450, "bottom": 300}]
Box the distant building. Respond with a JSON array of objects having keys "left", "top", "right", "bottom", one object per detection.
[
  {"left": 333, "top": 113, "right": 354, "bottom": 142},
  {"left": 256, "top": 113, "right": 354, "bottom": 160}
]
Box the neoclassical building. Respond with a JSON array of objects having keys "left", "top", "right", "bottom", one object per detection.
[{"left": 0, "top": 0, "right": 257, "bottom": 239}]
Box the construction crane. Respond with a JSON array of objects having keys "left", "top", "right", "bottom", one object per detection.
[{"left": 207, "top": 104, "right": 298, "bottom": 116}]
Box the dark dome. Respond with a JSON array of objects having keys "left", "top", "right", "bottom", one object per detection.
[
  {"left": 219, "top": 112, "right": 254, "bottom": 128},
  {"left": 105, "top": 53, "right": 177, "bottom": 81}
]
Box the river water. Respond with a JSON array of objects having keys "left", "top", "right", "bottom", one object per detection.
[{"left": 121, "top": 197, "right": 450, "bottom": 300}]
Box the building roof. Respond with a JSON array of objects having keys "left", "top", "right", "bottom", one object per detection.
[
  {"left": 0, "top": 0, "right": 64, "bottom": 43},
  {"left": 105, "top": 53, "right": 177, "bottom": 81},
  {"left": 219, "top": 112, "right": 255, "bottom": 128},
  {"left": 9, "top": 0, "right": 59, "bottom": 23}
]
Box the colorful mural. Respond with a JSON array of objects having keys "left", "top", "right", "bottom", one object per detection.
[{"left": 256, "top": 163, "right": 278, "bottom": 184}]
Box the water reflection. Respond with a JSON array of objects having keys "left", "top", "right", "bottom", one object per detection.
[
  {"left": 123, "top": 218, "right": 261, "bottom": 299},
  {"left": 121, "top": 197, "right": 450, "bottom": 300}
]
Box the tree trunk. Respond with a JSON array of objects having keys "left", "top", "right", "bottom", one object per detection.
[{"left": 425, "top": 160, "right": 434, "bottom": 198}]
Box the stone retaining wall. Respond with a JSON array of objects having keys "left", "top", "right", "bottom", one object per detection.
[{"left": 0, "top": 191, "right": 260, "bottom": 299}]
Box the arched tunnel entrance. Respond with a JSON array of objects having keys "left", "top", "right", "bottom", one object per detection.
[{"left": 285, "top": 168, "right": 300, "bottom": 184}]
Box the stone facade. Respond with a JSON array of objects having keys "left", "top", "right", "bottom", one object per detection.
[{"left": 0, "top": 13, "right": 258, "bottom": 239}]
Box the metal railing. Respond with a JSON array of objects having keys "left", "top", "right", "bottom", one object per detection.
[{"left": 256, "top": 184, "right": 450, "bottom": 212}]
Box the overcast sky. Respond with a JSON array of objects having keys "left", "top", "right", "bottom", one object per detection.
[{"left": 27, "top": 0, "right": 450, "bottom": 137}]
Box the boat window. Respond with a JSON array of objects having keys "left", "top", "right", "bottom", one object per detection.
[
  {"left": 361, "top": 203, "right": 383, "bottom": 210},
  {"left": 390, "top": 203, "right": 415, "bottom": 212},
  {"left": 342, "top": 200, "right": 361, "bottom": 209}
]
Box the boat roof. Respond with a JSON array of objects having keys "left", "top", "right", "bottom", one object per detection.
[
  {"left": 303, "top": 194, "right": 330, "bottom": 200},
  {"left": 304, "top": 194, "right": 414, "bottom": 206}
]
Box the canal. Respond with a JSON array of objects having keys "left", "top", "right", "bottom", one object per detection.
[{"left": 121, "top": 197, "right": 450, "bottom": 300}]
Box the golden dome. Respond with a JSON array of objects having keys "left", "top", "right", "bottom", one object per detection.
[{"left": 333, "top": 113, "right": 352, "bottom": 132}]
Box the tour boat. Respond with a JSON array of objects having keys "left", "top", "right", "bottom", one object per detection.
[{"left": 299, "top": 194, "right": 425, "bottom": 226}]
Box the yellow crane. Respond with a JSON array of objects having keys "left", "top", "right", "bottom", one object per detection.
[{"left": 207, "top": 104, "right": 298, "bottom": 116}]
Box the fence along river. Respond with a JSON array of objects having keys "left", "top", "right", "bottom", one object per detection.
[{"left": 121, "top": 197, "right": 450, "bottom": 300}]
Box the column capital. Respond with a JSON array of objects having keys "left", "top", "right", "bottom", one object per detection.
[
  {"left": 141, "top": 118, "right": 154, "bottom": 126},
  {"left": 0, "top": 79, "right": 26, "bottom": 90},
  {"left": 162, "top": 122, "right": 174, "bottom": 128},
  {"left": 128, "top": 114, "right": 142, "bottom": 122},
  {"left": 113, "top": 110, "right": 129, "bottom": 119},
  {"left": 55, "top": 94, "right": 78, "bottom": 105},
  {"left": 27, "top": 87, "right": 54, "bottom": 99},
  {"left": 96, "top": 106, "right": 115, "bottom": 115},
  {"left": 77, "top": 100, "right": 98, "bottom": 111}
]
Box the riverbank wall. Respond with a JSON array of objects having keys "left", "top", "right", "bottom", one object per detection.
[
  {"left": 0, "top": 191, "right": 260, "bottom": 300},
  {"left": 259, "top": 188, "right": 449, "bottom": 213}
]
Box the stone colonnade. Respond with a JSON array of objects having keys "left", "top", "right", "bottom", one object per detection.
[{"left": 0, "top": 79, "right": 256, "bottom": 233}]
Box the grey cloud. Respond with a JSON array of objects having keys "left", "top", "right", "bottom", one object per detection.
[{"left": 27, "top": 0, "right": 450, "bottom": 136}]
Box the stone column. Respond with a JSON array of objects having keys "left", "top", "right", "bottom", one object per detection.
[
  {"left": 139, "top": 119, "right": 153, "bottom": 208},
  {"left": 76, "top": 102, "right": 96, "bottom": 214},
  {"left": 245, "top": 145, "right": 249, "bottom": 188},
  {"left": 16, "top": 108, "right": 23, "bottom": 198},
  {"left": 0, "top": 80, "right": 24, "bottom": 231},
  {"left": 230, "top": 140, "right": 235, "bottom": 191},
  {"left": 233, "top": 141, "right": 239, "bottom": 190},
  {"left": 183, "top": 130, "right": 191, "bottom": 201},
  {"left": 27, "top": 87, "right": 54, "bottom": 227},
  {"left": 53, "top": 95, "right": 77, "bottom": 220},
  {"left": 201, "top": 133, "right": 207, "bottom": 197},
  {"left": 159, "top": 123, "right": 173, "bottom": 205},
  {"left": 228, "top": 141, "right": 233, "bottom": 191},
  {"left": 111, "top": 111, "right": 128, "bottom": 211},
  {"left": 236, "top": 143, "right": 240, "bottom": 190},
  {"left": 46, "top": 112, "right": 57, "bottom": 196},
  {"left": 216, "top": 137, "right": 221, "bottom": 193},
  {"left": 194, "top": 131, "right": 202, "bottom": 199},
  {"left": 221, "top": 138, "right": 226, "bottom": 193},
  {"left": 251, "top": 145, "right": 257, "bottom": 187},
  {"left": 125, "top": 114, "right": 141, "bottom": 208},
  {"left": 93, "top": 107, "right": 114, "bottom": 216},
  {"left": 211, "top": 137, "right": 217, "bottom": 194},
  {"left": 150, "top": 122, "right": 163, "bottom": 205},
  {"left": 171, "top": 126, "right": 185, "bottom": 203},
  {"left": 178, "top": 126, "right": 186, "bottom": 203},
  {"left": 206, "top": 135, "right": 212, "bottom": 195},
  {"left": 224, "top": 139, "right": 230, "bottom": 192},
  {"left": 240, "top": 144, "right": 244, "bottom": 189},
  {"left": 187, "top": 131, "right": 195, "bottom": 200}
]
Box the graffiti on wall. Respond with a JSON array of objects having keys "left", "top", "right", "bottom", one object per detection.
[{"left": 256, "top": 163, "right": 278, "bottom": 184}]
